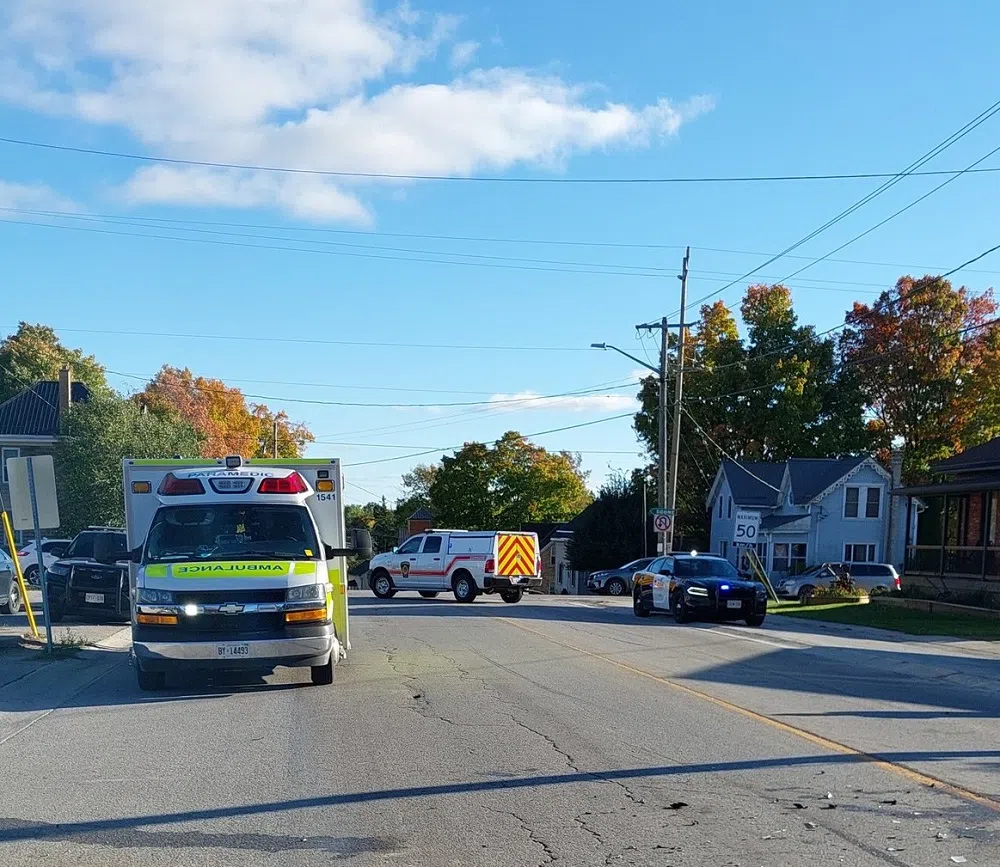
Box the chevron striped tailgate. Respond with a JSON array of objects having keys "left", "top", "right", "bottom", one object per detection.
[{"left": 497, "top": 533, "right": 538, "bottom": 577}]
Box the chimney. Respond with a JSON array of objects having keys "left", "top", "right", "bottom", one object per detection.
[
  {"left": 58, "top": 366, "right": 72, "bottom": 419},
  {"left": 890, "top": 448, "right": 904, "bottom": 487}
]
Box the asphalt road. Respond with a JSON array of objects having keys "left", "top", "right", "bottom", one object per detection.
[{"left": 1, "top": 593, "right": 999, "bottom": 866}]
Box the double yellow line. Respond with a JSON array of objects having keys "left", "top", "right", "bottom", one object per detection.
[{"left": 500, "top": 616, "right": 1000, "bottom": 813}]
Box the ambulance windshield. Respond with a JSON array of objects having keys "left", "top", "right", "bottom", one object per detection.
[{"left": 145, "top": 504, "right": 320, "bottom": 562}]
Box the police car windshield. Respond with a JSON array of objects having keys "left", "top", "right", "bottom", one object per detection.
[
  {"left": 674, "top": 558, "right": 739, "bottom": 578},
  {"left": 145, "top": 505, "right": 320, "bottom": 562}
]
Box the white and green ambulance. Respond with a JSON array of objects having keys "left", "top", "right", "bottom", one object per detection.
[{"left": 118, "top": 456, "right": 370, "bottom": 691}]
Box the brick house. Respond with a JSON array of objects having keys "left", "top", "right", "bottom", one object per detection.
[{"left": 0, "top": 367, "right": 89, "bottom": 541}]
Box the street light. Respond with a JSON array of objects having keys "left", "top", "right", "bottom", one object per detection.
[{"left": 590, "top": 343, "right": 659, "bottom": 376}]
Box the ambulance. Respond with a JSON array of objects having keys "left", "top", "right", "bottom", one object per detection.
[{"left": 115, "top": 456, "right": 370, "bottom": 691}]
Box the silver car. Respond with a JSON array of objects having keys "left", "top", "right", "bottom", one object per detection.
[
  {"left": 776, "top": 562, "right": 900, "bottom": 600},
  {"left": 587, "top": 558, "right": 655, "bottom": 596}
]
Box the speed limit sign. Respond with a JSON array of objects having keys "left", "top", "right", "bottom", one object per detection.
[
  {"left": 733, "top": 510, "right": 761, "bottom": 544},
  {"left": 653, "top": 513, "right": 672, "bottom": 533}
]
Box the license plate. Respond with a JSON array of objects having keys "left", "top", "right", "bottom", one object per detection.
[
  {"left": 84, "top": 593, "right": 105, "bottom": 604},
  {"left": 726, "top": 599, "right": 742, "bottom": 609},
  {"left": 216, "top": 643, "right": 251, "bottom": 659}
]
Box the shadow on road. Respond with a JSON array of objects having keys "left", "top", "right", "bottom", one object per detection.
[{"left": 1, "top": 748, "right": 998, "bottom": 844}]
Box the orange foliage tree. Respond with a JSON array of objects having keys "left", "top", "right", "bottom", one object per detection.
[{"left": 139, "top": 366, "right": 315, "bottom": 459}]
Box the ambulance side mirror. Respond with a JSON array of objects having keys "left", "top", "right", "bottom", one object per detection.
[{"left": 350, "top": 528, "right": 373, "bottom": 559}]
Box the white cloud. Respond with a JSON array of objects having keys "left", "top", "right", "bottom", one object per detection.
[
  {"left": 490, "top": 390, "right": 637, "bottom": 413},
  {"left": 0, "top": 180, "right": 80, "bottom": 212},
  {"left": 0, "top": 1, "right": 713, "bottom": 221},
  {"left": 450, "top": 40, "right": 478, "bottom": 69}
]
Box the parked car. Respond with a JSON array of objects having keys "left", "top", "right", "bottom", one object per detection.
[
  {"left": 587, "top": 557, "right": 655, "bottom": 596},
  {"left": 633, "top": 553, "right": 768, "bottom": 626},
  {"left": 776, "top": 562, "right": 900, "bottom": 599},
  {"left": 0, "top": 549, "right": 22, "bottom": 615},
  {"left": 44, "top": 527, "right": 130, "bottom": 622},
  {"left": 16, "top": 538, "right": 72, "bottom": 585}
]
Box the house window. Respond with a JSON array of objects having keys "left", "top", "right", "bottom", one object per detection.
[
  {"left": 772, "top": 543, "right": 806, "bottom": 573},
  {"left": 844, "top": 487, "right": 860, "bottom": 518},
  {"left": 727, "top": 497, "right": 732, "bottom": 519},
  {"left": 1, "top": 447, "right": 19, "bottom": 484},
  {"left": 844, "top": 543, "right": 877, "bottom": 563},
  {"left": 845, "top": 486, "right": 882, "bottom": 519},
  {"left": 866, "top": 487, "right": 881, "bottom": 519},
  {"left": 720, "top": 540, "right": 728, "bottom": 559},
  {"left": 718, "top": 497, "right": 723, "bottom": 519}
]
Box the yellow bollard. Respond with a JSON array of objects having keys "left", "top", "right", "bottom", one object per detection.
[{"left": 1, "top": 510, "right": 39, "bottom": 637}]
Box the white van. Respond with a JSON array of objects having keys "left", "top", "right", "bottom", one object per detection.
[{"left": 368, "top": 529, "right": 541, "bottom": 603}]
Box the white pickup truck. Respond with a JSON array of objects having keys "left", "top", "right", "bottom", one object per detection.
[{"left": 368, "top": 529, "right": 541, "bottom": 603}]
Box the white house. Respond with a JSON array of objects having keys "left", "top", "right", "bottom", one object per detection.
[{"left": 706, "top": 457, "right": 895, "bottom": 576}]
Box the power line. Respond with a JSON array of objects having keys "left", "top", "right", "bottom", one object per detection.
[
  {"left": 681, "top": 406, "right": 781, "bottom": 492},
  {"left": 320, "top": 440, "right": 643, "bottom": 455},
  {"left": 9, "top": 324, "right": 588, "bottom": 354},
  {"left": 675, "top": 97, "right": 1000, "bottom": 314},
  {"left": 115, "top": 369, "right": 637, "bottom": 409},
  {"left": 9, "top": 134, "right": 1000, "bottom": 184},
  {"left": 343, "top": 411, "right": 637, "bottom": 468}
]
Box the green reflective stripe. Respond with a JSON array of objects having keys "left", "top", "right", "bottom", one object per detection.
[
  {"left": 145, "top": 565, "right": 168, "bottom": 578},
  {"left": 127, "top": 459, "right": 218, "bottom": 466},
  {"left": 247, "top": 459, "right": 337, "bottom": 466},
  {"left": 293, "top": 562, "right": 316, "bottom": 575}
]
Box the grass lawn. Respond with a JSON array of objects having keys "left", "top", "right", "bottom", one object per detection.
[{"left": 768, "top": 600, "right": 1000, "bottom": 640}]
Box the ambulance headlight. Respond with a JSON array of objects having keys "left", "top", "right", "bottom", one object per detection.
[
  {"left": 286, "top": 584, "right": 324, "bottom": 603},
  {"left": 138, "top": 588, "right": 174, "bottom": 604}
]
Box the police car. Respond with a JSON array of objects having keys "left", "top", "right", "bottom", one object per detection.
[{"left": 632, "top": 552, "right": 768, "bottom": 626}]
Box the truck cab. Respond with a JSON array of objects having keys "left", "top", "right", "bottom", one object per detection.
[{"left": 120, "top": 457, "right": 370, "bottom": 690}]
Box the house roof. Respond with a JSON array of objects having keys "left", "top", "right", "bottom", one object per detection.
[
  {"left": 787, "top": 457, "right": 867, "bottom": 504},
  {"left": 0, "top": 381, "right": 90, "bottom": 438},
  {"left": 720, "top": 460, "right": 785, "bottom": 507},
  {"left": 931, "top": 437, "right": 1000, "bottom": 475},
  {"left": 408, "top": 506, "right": 433, "bottom": 521},
  {"left": 522, "top": 521, "right": 568, "bottom": 548},
  {"left": 760, "top": 513, "right": 810, "bottom": 532}
]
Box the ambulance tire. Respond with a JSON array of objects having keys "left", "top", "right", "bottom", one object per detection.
[
  {"left": 500, "top": 589, "right": 523, "bottom": 604},
  {"left": 419, "top": 591, "right": 439, "bottom": 598},
  {"left": 452, "top": 572, "right": 478, "bottom": 603},
  {"left": 311, "top": 656, "right": 334, "bottom": 685},
  {"left": 370, "top": 570, "right": 397, "bottom": 599},
  {"left": 136, "top": 667, "right": 165, "bottom": 691}
]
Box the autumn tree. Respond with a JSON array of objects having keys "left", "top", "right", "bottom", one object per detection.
[
  {"left": 0, "top": 322, "right": 108, "bottom": 403},
  {"left": 54, "top": 396, "right": 199, "bottom": 533},
  {"left": 428, "top": 432, "right": 592, "bottom": 529},
  {"left": 840, "top": 275, "right": 1000, "bottom": 481},
  {"left": 139, "top": 366, "right": 314, "bottom": 459}
]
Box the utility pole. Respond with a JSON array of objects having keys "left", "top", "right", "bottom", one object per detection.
[{"left": 665, "top": 247, "right": 690, "bottom": 552}]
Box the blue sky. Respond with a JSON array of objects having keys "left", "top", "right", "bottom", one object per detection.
[{"left": 2, "top": 1, "right": 999, "bottom": 504}]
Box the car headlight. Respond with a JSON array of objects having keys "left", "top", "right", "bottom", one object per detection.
[
  {"left": 138, "top": 588, "right": 174, "bottom": 604},
  {"left": 46, "top": 563, "right": 69, "bottom": 577},
  {"left": 286, "top": 583, "right": 324, "bottom": 602},
  {"left": 686, "top": 586, "right": 709, "bottom": 597}
]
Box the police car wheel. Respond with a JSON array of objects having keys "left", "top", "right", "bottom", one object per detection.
[
  {"left": 633, "top": 594, "right": 651, "bottom": 618},
  {"left": 311, "top": 657, "right": 334, "bottom": 685},
  {"left": 673, "top": 598, "right": 690, "bottom": 623},
  {"left": 745, "top": 614, "right": 766, "bottom": 628},
  {"left": 419, "top": 591, "right": 439, "bottom": 599},
  {"left": 371, "top": 571, "right": 396, "bottom": 599}
]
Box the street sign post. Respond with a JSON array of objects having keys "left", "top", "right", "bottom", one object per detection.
[
  {"left": 7, "top": 455, "right": 60, "bottom": 653},
  {"left": 732, "top": 509, "right": 761, "bottom": 545},
  {"left": 653, "top": 513, "right": 672, "bottom": 534}
]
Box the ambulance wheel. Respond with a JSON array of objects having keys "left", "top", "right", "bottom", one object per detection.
[
  {"left": 419, "top": 591, "right": 439, "bottom": 599},
  {"left": 370, "top": 570, "right": 396, "bottom": 599},
  {"left": 136, "top": 667, "right": 165, "bottom": 691},
  {"left": 500, "top": 589, "right": 523, "bottom": 604},
  {"left": 452, "top": 572, "right": 478, "bottom": 603},
  {"left": 311, "top": 656, "right": 334, "bottom": 685}
]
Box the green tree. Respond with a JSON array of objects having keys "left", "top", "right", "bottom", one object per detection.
[
  {"left": 0, "top": 322, "right": 108, "bottom": 403},
  {"left": 567, "top": 472, "right": 644, "bottom": 572},
  {"left": 54, "top": 397, "right": 200, "bottom": 534},
  {"left": 840, "top": 275, "right": 1000, "bottom": 481},
  {"left": 346, "top": 501, "right": 399, "bottom": 554},
  {"left": 429, "top": 432, "right": 592, "bottom": 529}
]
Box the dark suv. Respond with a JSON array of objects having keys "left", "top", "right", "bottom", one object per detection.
[{"left": 44, "top": 527, "right": 130, "bottom": 622}]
